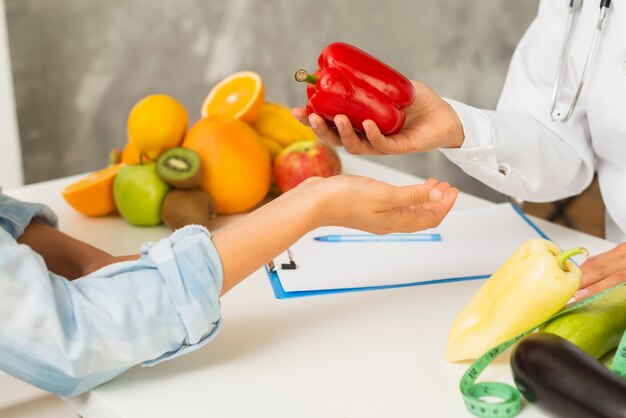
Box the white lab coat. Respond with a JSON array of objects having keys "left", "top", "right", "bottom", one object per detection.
[{"left": 440, "top": 0, "right": 626, "bottom": 243}]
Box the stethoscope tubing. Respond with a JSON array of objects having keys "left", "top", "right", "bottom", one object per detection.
[{"left": 550, "top": 0, "right": 611, "bottom": 122}]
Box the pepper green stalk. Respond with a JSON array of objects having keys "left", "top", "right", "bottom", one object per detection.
[
  {"left": 295, "top": 69, "right": 318, "bottom": 85},
  {"left": 555, "top": 247, "right": 589, "bottom": 271}
]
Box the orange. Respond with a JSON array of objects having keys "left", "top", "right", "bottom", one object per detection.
[
  {"left": 62, "top": 163, "right": 125, "bottom": 216},
  {"left": 127, "top": 94, "right": 188, "bottom": 160},
  {"left": 121, "top": 140, "right": 142, "bottom": 164},
  {"left": 182, "top": 118, "right": 271, "bottom": 214},
  {"left": 201, "top": 71, "right": 264, "bottom": 124}
]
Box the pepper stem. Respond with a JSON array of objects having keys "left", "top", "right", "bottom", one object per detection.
[
  {"left": 295, "top": 69, "right": 318, "bottom": 84},
  {"left": 555, "top": 247, "right": 589, "bottom": 271}
]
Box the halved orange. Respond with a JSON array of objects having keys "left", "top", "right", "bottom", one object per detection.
[
  {"left": 201, "top": 71, "right": 264, "bottom": 124},
  {"left": 61, "top": 163, "right": 125, "bottom": 216}
]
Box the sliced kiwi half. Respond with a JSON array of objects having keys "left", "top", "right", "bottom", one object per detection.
[
  {"left": 162, "top": 189, "right": 217, "bottom": 230},
  {"left": 157, "top": 147, "right": 202, "bottom": 189}
]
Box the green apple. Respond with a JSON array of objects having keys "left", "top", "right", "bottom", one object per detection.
[{"left": 114, "top": 163, "right": 171, "bottom": 226}]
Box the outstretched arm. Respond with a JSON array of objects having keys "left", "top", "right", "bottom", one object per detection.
[
  {"left": 214, "top": 175, "right": 458, "bottom": 294},
  {"left": 0, "top": 175, "right": 457, "bottom": 395},
  {"left": 15, "top": 175, "right": 457, "bottom": 292}
]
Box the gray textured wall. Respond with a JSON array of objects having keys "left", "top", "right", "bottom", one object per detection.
[{"left": 6, "top": 0, "right": 539, "bottom": 200}]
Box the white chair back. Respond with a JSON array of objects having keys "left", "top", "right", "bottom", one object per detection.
[{"left": 0, "top": 0, "right": 23, "bottom": 188}]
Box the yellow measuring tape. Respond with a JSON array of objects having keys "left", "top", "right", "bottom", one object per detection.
[{"left": 460, "top": 284, "right": 626, "bottom": 418}]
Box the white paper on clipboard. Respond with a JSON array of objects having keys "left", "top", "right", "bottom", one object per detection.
[{"left": 272, "top": 203, "right": 549, "bottom": 293}]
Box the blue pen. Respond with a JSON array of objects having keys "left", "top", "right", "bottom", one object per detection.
[{"left": 313, "top": 233, "right": 442, "bottom": 243}]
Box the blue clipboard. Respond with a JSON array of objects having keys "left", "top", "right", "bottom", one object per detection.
[{"left": 265, "top": 204, "right": 550, "bottom": 299}]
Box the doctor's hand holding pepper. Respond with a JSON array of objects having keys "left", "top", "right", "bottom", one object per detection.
[
  {"left": 292, "top": 0, "right": 625, "bottom": 300},
  {"left": 292, "top": 80, "right": 463, "bottom": 156}
]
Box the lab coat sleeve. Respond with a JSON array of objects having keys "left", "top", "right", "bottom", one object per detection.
[
  {"left": 0, "top": 225, "right": 223, "bottom": 396},
  {"left": 439, "top": 0, "right": 595, "bottom": 202}
]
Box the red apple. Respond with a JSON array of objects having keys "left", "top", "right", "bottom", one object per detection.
[{"left": 274, "top": 140, "right": 342, "bottom": 193}]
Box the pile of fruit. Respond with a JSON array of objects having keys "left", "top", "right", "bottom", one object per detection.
[{"left": 62, "top": 71, "right": 342, "bottom": 229}]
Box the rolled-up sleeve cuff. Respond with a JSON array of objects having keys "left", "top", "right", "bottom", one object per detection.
[
  {"left": 140, "top": 225, "right": 224, "bottom": 366},
  {"left": 0, "top": 191, "right": 59, "bottom": 240},
  {"left": 143, "top": 319, "right": 222, "bottom": 366},
  {"left": 439, "top": 99, "right": 502, "bottom": 174}
]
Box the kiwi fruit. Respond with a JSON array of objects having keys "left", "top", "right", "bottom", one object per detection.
[
  {"left": 162, "top": 189, "right": 217, "bottom": 230},
  {"left": 157, "top": 147, "right": 202, "bottom": 188},
  {"left": 109, "top": 148, "right": 123, "bottom": 166}
]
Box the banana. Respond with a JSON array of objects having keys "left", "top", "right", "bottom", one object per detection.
[
  {"left": 252, "top": 102, "right": 317, "bottom": 147},
  {"left": 260, "top": 136, "right": 284, "bottom": 161}
]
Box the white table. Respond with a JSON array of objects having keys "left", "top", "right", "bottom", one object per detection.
[{"left": 5, "top": 154, "right": 615, "bottom": 418}]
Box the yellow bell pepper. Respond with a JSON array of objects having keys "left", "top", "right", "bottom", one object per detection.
[{"left": 446, "top": 238, "right": 587, "bottom": 362}]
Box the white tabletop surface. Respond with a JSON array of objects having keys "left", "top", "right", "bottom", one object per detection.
[{"left": 5, "top": 153, "right": 616, "bottom": 418}]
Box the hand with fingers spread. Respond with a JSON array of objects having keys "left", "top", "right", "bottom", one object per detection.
[
  {"left": 292, "top": 80, "right": 465, "bottom": 156},
  {"left": 574, "top": 243, "right": 626, "bottom": 300}
]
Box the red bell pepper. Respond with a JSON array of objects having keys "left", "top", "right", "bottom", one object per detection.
[{"left": 295, "top": 42, "right": 416, "bottom": 135}]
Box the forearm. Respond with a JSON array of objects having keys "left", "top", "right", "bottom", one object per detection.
[
  {"left": 17, "top": 220, "right": 136, "bottom": 279},
  {"left": 212, "top": 174, "right": 459, "bottom": 295},
  {"left": 212, "top": 186, "right": 326, "bottom": 295}
]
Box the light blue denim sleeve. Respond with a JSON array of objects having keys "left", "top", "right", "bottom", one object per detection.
[
  {"left": 0, "top": 225, "right": 223, "bottom": 396},
  {"left": 0, "top": 191, "right": 59, "bottom": 239}
]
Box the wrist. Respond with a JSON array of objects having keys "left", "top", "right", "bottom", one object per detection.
[
  {"left": 303, "top": 177, "right": 347, "bottom": 228},
  {"left": 282, "top": 178, "right": 336, "bottom": 230},
  {"left": 80, "top": 253, "right": 115, "bottom": 277},
  {"left": 81, "top": 253, "right": 138, "bottom": 277},
  {"left": 441, "top": 99, "right": 465, "bottom": 148}
]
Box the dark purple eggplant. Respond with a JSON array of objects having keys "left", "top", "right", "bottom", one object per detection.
[{"left": 511, "top": 332, "right": 626, "bottom": 418}]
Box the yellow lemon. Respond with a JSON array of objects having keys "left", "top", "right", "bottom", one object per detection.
[{"left": 127, "top": 94, "right": 188, "bottom": 160}]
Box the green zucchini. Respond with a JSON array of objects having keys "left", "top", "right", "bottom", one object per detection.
[
  {"left": 542, "top": 285, "right": 626, "bottom": 359},
  {"left": 600, "top": 348, "right": 616, "bottom": 369}
]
